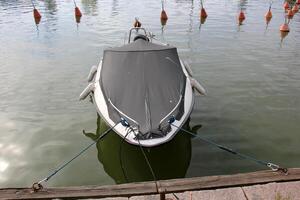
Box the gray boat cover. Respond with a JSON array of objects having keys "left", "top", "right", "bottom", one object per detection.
[{"left": 100, "top": 39, "right": 186, "bottom": 139}]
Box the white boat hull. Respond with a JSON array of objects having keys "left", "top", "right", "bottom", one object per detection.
[{"left": 87, "top": 59, "right": 198, "bottom": 147}]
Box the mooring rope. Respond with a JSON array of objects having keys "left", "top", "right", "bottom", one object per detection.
[
  {"left": 131, "top": 128, "right": 160, "bottom": 194},
  {"left": 167, "top": 117, "right": 288, "bottom": 174},
  {"left": 119, "top": 125, "right": 158, "bottom": 183},
  {"left": 32, "top": 121, "right": 122, "bottom": 192},
  {"left": 133, "top": 130, "right": 158, "bottom": 182},
  {"left": 119, "top": 127, "right": 132, "bottom": 183}
]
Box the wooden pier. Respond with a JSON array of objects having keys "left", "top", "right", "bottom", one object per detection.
[{"left": 1, "top": 168, "right": 300, "bottom": 200}]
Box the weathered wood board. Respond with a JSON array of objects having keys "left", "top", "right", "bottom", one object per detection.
[
  {"left": 1, "top": 168, "right": 299, "bottom": 200},
  {"left": 129, "top": 181, "right": 300, "bottom": 200}
]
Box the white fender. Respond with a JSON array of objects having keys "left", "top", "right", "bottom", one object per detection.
[
  {"left": 79, "top": 83, "right": 95, "bottom": 100},
  {"left": 190, "top": 78, "right": 206, "bottom": 95},
  {"left": 87, "top": 65, "right": 98, "bottom": 82},
  {"left": 183, "top": 61, "right": 193, "bottom": 77}
]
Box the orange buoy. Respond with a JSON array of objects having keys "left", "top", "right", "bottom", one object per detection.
[
  {"left": 265, "top": 9, "right": 272, "bottom": 20},
  {"left": 283, "top": 2, "right": 290, "bottom": 10},
  {"left": 239, "top": 10, "right": 245, "bottom": 20},
  {"left": 75, "top": 6, "right": 82, "bottom": 17},
  {"left": 287, "top": 9, "right": 294, "bottom": 19},
  {"left": 133, "top": 18, "right": 142, "bottom": 28},
  {"left": 265, "top": 3, "right": 272, "bottom": 24},
  {"left": 280, "top": 31, "right": 289, "bottom": 42},
  {"left": 161, "top": 10, "right": 168, "bottom": 21},
  {"left": 34, "top": 17, "right": 41, "bottom": 25},
  {"left": 161, "top": 18, "right": 167, "bottom": 26},
  {"left": 75, "top": 15, "right": 81, "bottom": 23},
  {"left": 31, "top": 0, "right": 41, "bottom": 20},
  {"left": 238, "top": 10, "right": 245, "bottom": 24},
  {"left": 33, "top": 8, "right": 41, "bottom": 19},
  {"left": 160, "top": 0, "right": 168, "bottom": 21},
  {"left": 280, "top": 23, "right": 290, "bottom": 32},
  {"left": 292, "top": 4, "right": 299, "bottom": 13},
  {"left": 200, "top": 8, "right": 208, "bottom": 19},
  {"left": 200, "top": 0, "right": 207, "bottom": 19},
  {"left": 200, "top": 16, "right": 206, "bottom": 24}
]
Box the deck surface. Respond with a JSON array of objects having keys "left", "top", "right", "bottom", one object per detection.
[{"left": 1, "top": 168, "right": 300, "bottom": 200}]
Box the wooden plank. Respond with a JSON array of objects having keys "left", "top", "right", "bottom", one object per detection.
[
  {"left": 157, "top": 168, "right": 300, "bottom": 194},
  {"left": 1, "top": 168, "right": 300, "bottom": 200},
  {"left": 129, "top": 195, "right": 160, "bottom": 200},
  {"left": 0, "top": 181, "right": 157, "bottom": 200}
]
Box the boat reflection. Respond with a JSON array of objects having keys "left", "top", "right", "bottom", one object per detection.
[
  {"left": 84, "top": 114, "right": 200, "bottom": 184},
  {"left": 280, "top": 31, "right": 289, "bottom": 48}
]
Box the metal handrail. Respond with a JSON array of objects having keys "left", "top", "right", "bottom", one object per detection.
[
  {"left": 108, "top": 98, "right": 140, "bottom": 131},
  {"left": 159, "top": 95, "right": 183, "bottom": 128},
  {"left": 128, "top": 27, "right": 148, "bottom": 43}
]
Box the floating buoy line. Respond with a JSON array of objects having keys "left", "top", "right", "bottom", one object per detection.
[{"left": 29, "top": 0, "right": 299, "bottom": 37}]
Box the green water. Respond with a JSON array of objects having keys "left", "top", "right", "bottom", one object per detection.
[{"left": 0, "top": 0, "right": 299, "bottom": 187}]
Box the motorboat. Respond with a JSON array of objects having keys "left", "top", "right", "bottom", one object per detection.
[{"left": 80, "top": 28, "right": 205, "bottom": 147}]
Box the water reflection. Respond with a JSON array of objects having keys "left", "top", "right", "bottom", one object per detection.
[
  {"left": 84, "top": 114, "right": 200, "bottom": 184},
  {"left": 238, "top": 0, "right": 248, "bottom": 11},
  {"left": 279, "top": 16, "right": 291, "bottom": 47},
  {"left": 34, "top": 16, "right": 41, "bottom": 25},
  {"left": 188, "top": 0, "right": 194, "bottom": 33},
  {"left": 111, "top": 0, "right": 119, "bottom": 16},
  {"left": 265, "top": 17, "right": 271, "bottom": 28},
  {"left": 0, "top": 0, "right": 22, "bottom": 7},
  {"left": 44, "top": 0, "right": 58, "bottom": 15},
  {"left": 75, "top": 15, "right": 82, "bottom": 24},
  {"left": 81, "top": 0, "right": 98, "bottom": 15},
  {"left": 280, "top": 31, "right": 290, "bottom": 47},
  {"left": 161, "top": 18, "right": 167, "bottom": 27},
  {"left": 42, "top": 0, "right": 58, "bottom": 32}
]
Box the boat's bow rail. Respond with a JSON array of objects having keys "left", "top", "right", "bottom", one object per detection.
[
  {"left": 127, "top": 27, "right": 159, "bottom": 44},
  {"left": 108, "top": 98, "right": 140, "bottom": 134}
]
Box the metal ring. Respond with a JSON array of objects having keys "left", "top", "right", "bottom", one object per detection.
[
  {"left": 267, "top": 163, "right": 279, "bottom": 171},
  {"left": 32, "top": 182, "right": 43, "bottom": 192}
]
